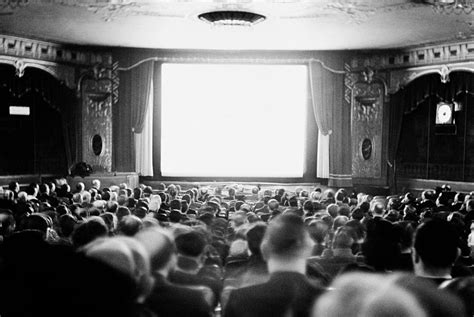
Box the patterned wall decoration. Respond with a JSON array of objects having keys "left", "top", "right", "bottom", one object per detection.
[
  {"left": 349, "top": 67, "right": 386, "bottom": 179},
  {"left": 80, "top": 64, "right": 113, "bottom": 173}
]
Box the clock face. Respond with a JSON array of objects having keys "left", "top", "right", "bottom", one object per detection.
[{"left": 436, "top": 103, "right": 453, "bottom": 125}]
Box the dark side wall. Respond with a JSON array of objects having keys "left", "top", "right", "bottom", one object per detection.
[{"left": 111, "top": 48, "right": 350, "bottom": 179}]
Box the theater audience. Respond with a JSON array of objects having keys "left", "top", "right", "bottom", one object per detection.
[{"left": 0, "top": 179, "right": 473, "bottom": 316}]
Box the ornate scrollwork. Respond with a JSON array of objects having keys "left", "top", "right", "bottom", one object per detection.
[
  {"left": 439, "top": 65, "right": 450, "bottom": 83},
  {"left": 14, "top": 59, "right": 25, "bottom": 77},
  {"left": 76, "top": 63, "right": 113, "bottom": 98},
  {"left": 361, "top": 67, "right": 375, "bottom": 83}
]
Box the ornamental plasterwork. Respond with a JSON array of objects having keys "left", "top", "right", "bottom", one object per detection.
[
  {"left": 0, "top": 55, "right": 76, "bottom": 89},
  {"left": 346, "top": 66, "right": 386, "bottom": 179},
  {"left": 389, "top": 62, "right": 474, "bottom": 93},
  {"left": 0, "top": 0, "right": 426, "bottom": 23},
  {"left": 0, "top": 34, "right": 112, "bottom": 67},
  {"left": 81, "top": 78, "right": 113, "bottom": 173},
  {"left": 350, "top": 40, "right": 474, "bottom": 72}
]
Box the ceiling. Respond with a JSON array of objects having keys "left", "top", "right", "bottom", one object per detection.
[{"left": 0, "top": 0, "right": 473, "bottom": 51}]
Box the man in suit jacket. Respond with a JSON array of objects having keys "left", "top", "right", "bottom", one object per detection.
[
  {"left": 224, "top": 213, "right": 324, "bottom": 317},
  {"left": 135, "top": 227, "right": 213, "bottom": 317}
]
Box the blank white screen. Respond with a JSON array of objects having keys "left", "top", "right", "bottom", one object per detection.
[{"left": 161, "top": 63, "right": 307, "bottom": 177}]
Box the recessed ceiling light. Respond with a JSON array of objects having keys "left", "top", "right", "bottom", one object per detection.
[{"left": 198, "top": 10, "right": 266, "bottom": 27}]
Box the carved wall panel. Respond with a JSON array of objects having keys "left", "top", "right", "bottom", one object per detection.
[
  {"left": 349, "top": 68, "right": 386, "bottom": 179},
  {"left": 80, "top": 73, "right": 113, "bottom": 173}
]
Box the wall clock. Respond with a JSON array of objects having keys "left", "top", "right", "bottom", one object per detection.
[{"left": 436, "top": 102, "right": 454, "bottom": 125}]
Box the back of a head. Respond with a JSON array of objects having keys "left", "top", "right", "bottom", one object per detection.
[
  {"left": 332, "top": 226, "right": 354, "bottom": 249},
  {"left": 8, "top": 181, "right": 19, "bottom": 192},
  {"left": 133, "top": 206, "right": 148, "bottom": 219},
  {"left": 72, "top": 192, "right": 83, "bottom": 204},
  {"left": 0, "top": 210, "right": 15, "bottom": 237},
  {"left": 59, "top": 213, "right": 77, "bottom": 237},
  {"left": 22, "top": 213, "right": 49, "bottom": 234},
  {"left": 314, "top": 273, "right": 427, "bottom": 317},
  {"left": 117, "top": 215, "right": 143, "bottom": 236},
  {"left": 133, "top": 187, "right": 142, "bottom": 200},
  {"left": 175, "top": 231, "right": 207, "bottom": 257},
  {"left": 231, "top": 211, "right": 247, "bottom": 227},
  {"left": 246, "top": 222, "right": 267, "bottom": 256},
  {"left": 76, "top": 182, "right": 85, "bottom": 192},
  {"left": 135, "top": 227, "right": 176, "bottom": 272},
  {"left": 71, "top": 217, "right": 108, "bottom": 249},
  {"left": 333, "top": 215, "right": 349, "bottom": 230},
  {"left": 372, "top": 203, "right": 385, "bottom": 216},
  {"left": 267, "top": 199, "right": 279, "bottom": 211},
  {"left": 116, "top": 206, "right": 131, "bottom": 221},
  {"left": 39, "top": 183, "right": 49, "bottom": 195},
  {"left": 92, "top": 179, "right": 100, "bottom": 189},
  {"left": 350, "top": 207, "right": 364, "bottom": 221},
  {"left": 288, "top": 195, "right": 298, "bottom": 207},
  {"left": 149, "top": 194, "right": 162, "bottom": 212},
  {"left": 308, "top": 219, "right": 329, "bottom": 244},
  {"left": 82, "top": 236, "right": 152, "bottom": 302},
  {"left": 414, "top": 219, "right": 459, "bottom": 269},
  {"left": 335, "top": 189, "right": 347, "bottom": 203},
  {"left": 467, "top": 199, "right": 474, "bottom": 212},
  {"left": 337, "top": 205, "right": 351, "bottom": 217},
  {"left": 327, "top": 204, "right": 339, "bottom": 218},
  {"left": 261, "top": 213, "right": 312, "bottom": 260},
  {"left": 169, "top": 199, "right": 182, "bottom": 211}
]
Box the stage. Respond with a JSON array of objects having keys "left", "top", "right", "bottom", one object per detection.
[{"left": 0, "top": 173, "right": 139, "bottom": 191}]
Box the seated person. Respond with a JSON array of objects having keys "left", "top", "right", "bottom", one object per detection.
[
  {"left": 308, "top": 226, "right": 359, "bottom": 281},
  {"left": 168, "top": 230, "right": 222, "bottom": 305},
  {"left": 224, "top": 213, "right": 324, "bottom": 317},
  {"left": 136, "top": 227, "right": 213, "bottom": 317},
  {"left": 412, "top": 219, "right": 460, "bottom": 285}
]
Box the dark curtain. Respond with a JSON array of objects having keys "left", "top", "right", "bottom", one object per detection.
[
  {"left": 388, "top": 91, "right": 406, "bottom": 193},
  {"left": 130, "top": 61, "right": 154, "bottom": 133},
  {"left": 0, "top": 65, "right": 77, "bottom": 174},
  {"left": 388, "top": 71, "right": 474, "bottom": 192}
]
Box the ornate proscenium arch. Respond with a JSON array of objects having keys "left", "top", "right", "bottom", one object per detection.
[
  {"left": 0, "top": 55, "right": 76, "bottom": 89},
  {"left": 345, "top": 40, "right": 474, "bottom": 189},
  {"left": 0, "top": 34, "right": 117, "bottom": 173},
  {"left": 389, "top": 63, "right": 474, "bottom": 94}
]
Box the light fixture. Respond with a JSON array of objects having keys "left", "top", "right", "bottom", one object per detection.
[
  {"left": 198, "top": 10, "right": 266, "bottom": 27},
  {"left": 425, "top": 0, "right": 474, "bottom": 14}
]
